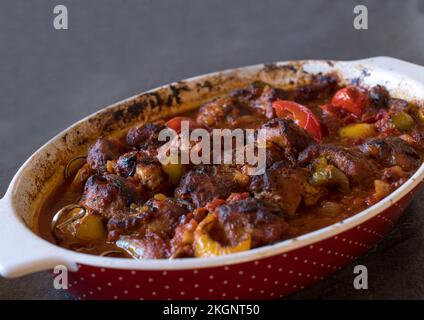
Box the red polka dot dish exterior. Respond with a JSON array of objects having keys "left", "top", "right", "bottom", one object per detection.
[{"left": 1, "top": 57, "right": 424, "bottom": 299}]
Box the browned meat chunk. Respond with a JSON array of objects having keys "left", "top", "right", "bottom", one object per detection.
[
  {"left": 251, "top": 85, "right": 288, "bottom": 119},
  {"left": 298, "top": 144, "right": 380, "bottom": 185},
  {"left": 114, "top": 151, "right": 171, "bottom": 194},
  {"left": 262, "top": 142, "right": 297, "bottom": 168},
  {"left": 108, "top": 197, "right": 192, "bottom": 259},
  {"left": 196, "top": 96, "right": 264, "bottom": 129},
  {"left": 79, "top": 174, "right": 141, "bottom": 218},
  {"left": 359, "top": 137, "right": 421, "bottom": 171},
  {"left": 387, "top": 98, "right": 409, "bottom": 113},
  {"left": 230, "top": 81, "right": 267, "bottom": 101},
  {"left": 249, "top": 161, "right": 325, "bottom": 215},
  {"left": 369, "top": 85, "right": 390, "bottom": 109},
  {"left": 293, "top": 74, "right": 339, "bottom": 103},
  {"left": 126, "top": 121, "right": 167, "bottom": 151},
  {"left": 214, "top": 194, "right": 290, "bottom": 248},
  {"left": 86, "top": 137, "right": 124, "bottom": 173},
  {"left": 261, "top": 118, "right": 315, "bottom": 154},
  {"left": 175, "top": 165, "right": 248, "bottom": 208},
  {"left": 196, "top": 96, "right": 242, "bottom": 129},
  {"left": 249, "top": 163, "right": 304, "bottom": 215},
  {"left": 107, "top": 197, "right": 192, "bottom": 240}
]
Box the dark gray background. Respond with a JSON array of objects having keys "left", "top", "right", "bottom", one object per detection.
[{"left": 1, "top": 0, "right": 424, "bottom": 299}]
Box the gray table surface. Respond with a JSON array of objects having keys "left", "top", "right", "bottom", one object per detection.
[{"left": 1, "top": 0, "right": 424, "bottom": 300}]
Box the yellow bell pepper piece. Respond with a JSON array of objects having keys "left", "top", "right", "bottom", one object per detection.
[
  {"left": 75, "top": 214, "right": 107, "bottom": 241},
  {"left": 339, "top": 123, "right": 376, "bottom": 139},
  {"left": 194, "top": 214, "right": 251, "bottom": 258},
  {"left": 391, "top": 111, "right": 415, "bottom": 130},
  {"left": 153, "top": 193, "right": 167, "bottom": 201},
  {"left": 161, "top": 154, "right": 183, "bottom": 185}
]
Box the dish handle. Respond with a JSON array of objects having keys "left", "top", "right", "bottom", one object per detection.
[
  {"left": 0, "top": 196, "right": 78, "bottom": 278},
  {"left": 356, "top": 56, "right": 424, "bottom": 83}
]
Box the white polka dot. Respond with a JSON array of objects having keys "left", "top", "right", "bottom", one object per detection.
[
  {"left": 209, "top": 288, "right": 214, "bottom": 293},
  {"left": 249, "top": 288, "right": 253, "bottom": 292},
  {"left": 194, "top": 297, "right": 199, "bottom": 300},
  {"left": 113, "top": 296, "right": 118, "bottom": 300},
  {"left": 91, "top": 273, "right": 96, "bottom": 278},
  {"left": 303, "top": 259, "right": 308, "bottom": 263},
  {"left": 238, "top": 270, "right": 244, "bottom": 275},
  {"left": 89, "top": 291, "right": 93, "bottom": 295},
  {"left": 274, "top": 281, "right": 279, "bottom": 285},
  {"left": 82, "top": 294, "right": 86, "bottom": 298},
  {"left": 135, "top": 284, "right": 140, "bottom": 289},
  {"left": 263, "top": 278, "right": 268, "bottom": 282},
  {"left": 180, "top": 291, "right": 185, "bottom": 296},
  {"left": 193, "top": 270, "right": 199, "bottom": 274},
  {"left": 224, "top": 266, "right": 230, "bottom": 270},
  {"left": 251, "top": 275, "right": 256, "bottom": 279},
  {"left": 148, "top": 278, "right": 154, "bottom": 282},
  {"left": 209, "top": 275, "right": 214, "bottom": 280},
  {"left": 118, "top": 276, "right": 123, "bottom": 281},
  {"left": 267, "top": 264, "right": 272, "bottom": 268},
  {"left": 151, "top": 291, "right": 156, "bottom": 296},
  {"left": 124, "top": 290, "right": 128, "bottom": 294},
  {"left": 162, "top": 271, "right": 168, "bottom": 276},
  {"left": 235, "top": 296, "right": 239, "bottom": 300},
  {"left": 165, "top": 285, "right": 170, "bottom": 289},
  {"left": 293, "top": 256, "right": 299, "bottom": 261},
  {"left": 97, "top": 287, "right": 102, "bottom": 291},
  {"left": 194, "top": 283, "right": 199, "bottom": 288},
  {"left": 222, "top": 293, "right": 226, "bottom": 297},
  {"left": 179, "top": 277, "right": 184, "bottom": 282},
  {"left": 131, "top": 270, "right": 136, "bottom": 275},
  {"left": 298, "top": 273, "right": 302, "bottom": 276},
  {"left": 100, "top": 268, "right": 106, "bottom": 272},
  {"left": 278, "top": 268, "right": 283, "bottom": 272},
  {"left": 289, "top": 270, "right": 293, "bottom": 274},
  {"left": 107, "top": 282, "right": 112, "bottom": 286}
]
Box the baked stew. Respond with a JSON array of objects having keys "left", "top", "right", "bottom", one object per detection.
[{"left": 38, "top": 75, "right": 424, "bottom": 259}]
